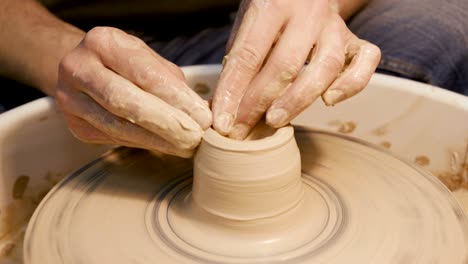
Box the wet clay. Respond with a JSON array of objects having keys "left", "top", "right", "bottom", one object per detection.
[
  {"left": 24, "top": 127, "right": 468, "bottom": 263},
  {"left": 193, "top": 124, "right": 302, "bottom": 221}
]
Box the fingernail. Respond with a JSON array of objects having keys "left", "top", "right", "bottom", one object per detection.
[
  {"left": 229, "top": 123, "right": 250, "bottom": 140},
  {"left": 323, "top": 89, "right": 345, "bottom": 106},
  {"left": 214, "top": 112, "right": 233, "bottom": 135},
  {"left": 191, "top": 107, "right": 212, "bottom": 130},
  {"left": 266, "top": 109, "right": 289, "bottom": 127}
]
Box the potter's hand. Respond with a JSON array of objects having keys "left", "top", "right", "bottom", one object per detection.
[
  {"left": 56, "top": 27, "right": 212, "bottom": 158},
  {"left": 212, "top": 0, "right": 381, "bottom": 139}
]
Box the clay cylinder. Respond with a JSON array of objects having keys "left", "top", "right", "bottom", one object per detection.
[{"left": 193, "top": 125, "right": 303, "bottom": 221}]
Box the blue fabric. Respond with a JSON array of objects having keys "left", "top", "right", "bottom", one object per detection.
[
  {"left": 348, "top": 0, "right": 468, "bottom": 95},
  {"left": 148, "top": 24, "right": 231, "bottom": 66}
]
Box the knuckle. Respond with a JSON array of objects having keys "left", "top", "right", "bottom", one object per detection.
[
  {"left": 364, "top": 43, "right": 382, "bottom": 61},
  {"left": 58, "top": 52, "right": 96, "bottom": 92},
  {"left": 301, "top": 88, "right": 320, "bottom": 105},
  {"left": 169, "top": 63, "right": 185, "bottom": 80},
  {"left": 350, "top": 74, "right": 370, "bottom": 92},
  {"left": 128, "top": 35, "right": 152, "bottom": 51},
  {"left": 130, "top": 35, "right": 146, "bottom": 46},
  {"left": 286, "top": 93, "right": 314, "bottom": 115},
  {"left": 58, "top": 52, "right": 80, "bottom": 77},
  {"left": 82, "top": 26, "right": 116, "bottom": 50},
  {"left": 86, "top": 26, "right": 114, "bottom": 40},
  {"left": 230, "top": 45, "right": 263, "bottom": 73},
  {"left": 134, "top": 63, "right": 160, "bottom": 87},
  {"left": 271, "top": 58, "right": 301, "bottom": 82},
  {"left": 318, "top": 52, "right": 345, "bottom": 72}
]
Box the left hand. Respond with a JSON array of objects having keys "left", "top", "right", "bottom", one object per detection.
[{"left": 212, "top": 0, "right": 381, "bottom": 139}]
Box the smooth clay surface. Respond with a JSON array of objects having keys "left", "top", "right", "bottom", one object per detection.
[
  {"left": 193, "top": 123, "right": 302, "bottom": 221},
  {"left": 24, "top": 127, "right": 468, "bottom": 264}
]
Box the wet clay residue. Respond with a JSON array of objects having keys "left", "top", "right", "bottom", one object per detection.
[
  {"left": 1, "top": 202, "right": 34, "bottom": 240},
  {"left": 436, "top": 171, "right": 468, "bottom": 191},
  {"left": 12, "top": 175, "right": 30, "bottom": 200},
  {"left": 0, "top": 169, "right": 68, "bottom": 264},
  {"left": 435, "top": 163, "right": 468, "bottom": 191},
  {"left": 1, "top": 172, "right": 64, "bottom": 245},
  {"left": 338, "top": 122, "right": 356, "bottom": 134},
  {"left": 438, "top": 145, "right": 468, "bottom": 191},
  {"left": 372, "top": 127, "right": 388, "bottom": 137},
  {"left": 193, "top": 83, "right": 211, "bottom": 95},
  {"left": 327, "top": 120, "right": 356, "bottom": 134},
  {"left": 379, "top": 141, "right": 392, "bottom": 149},
  {"left": 414, "top": 156, "right": 430, "bottom": 167}
]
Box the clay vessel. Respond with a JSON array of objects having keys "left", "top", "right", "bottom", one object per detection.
[{"left": 193, "top": 123, "right": 303, "bottom": 221}]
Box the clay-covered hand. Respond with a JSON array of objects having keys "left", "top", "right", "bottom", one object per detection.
[
  {"left": 212, "top": 0, "right": 381, "bottom": 139},
  {"left": 56, "top": 27, "right": 212, "bottom": 158}
]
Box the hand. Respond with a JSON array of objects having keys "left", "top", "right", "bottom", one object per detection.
[
  {"left": 56, "top": 27, "right": 212, "bottom": 157},
  {"left": 212, "top": 0, "right": 381, "bottom": 139}
]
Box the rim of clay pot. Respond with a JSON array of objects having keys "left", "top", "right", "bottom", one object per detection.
[{"left": 202, "top": 125, "right": 294, "bottom": 152}]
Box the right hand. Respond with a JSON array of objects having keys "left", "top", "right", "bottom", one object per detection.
[
  {"left": 55, "top": 27, "right": 212, "bottom": 158},
  {"left": 212, "top": 0, "right": 380, "bottom": 139}
]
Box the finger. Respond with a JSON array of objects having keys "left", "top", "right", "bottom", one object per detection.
[
  {"left": 58, "top": 49, "right": 203, "bottom": 150},
  {"left": 212, "top": 0, "right": 286, "bottom": 135},
  {"left": 56, "top": 84, "right": 194, "bottom": 158},
  {"left": 66, "top": 113, "right": 193, "bottom": 157},
  {"left": 266, "top": 16, "right": 347, "bottom": 128},
  {"left": 322, "top": 36, "right": 381, "bottom": 105},
  {"left": 82, "top": 27, "right": 211, "bottom": 129},
  {"left": 229, "top": 2, "right": 328, "bottom": 139}
]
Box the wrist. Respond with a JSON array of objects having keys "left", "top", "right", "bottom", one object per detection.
[
  {"left": 33, "top": 23, "right": 85, "bottom": 96},
  {"left": 0, "top": 0, "right": 85, "bottom": 97}
]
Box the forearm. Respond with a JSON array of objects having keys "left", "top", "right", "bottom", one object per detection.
[
  {"left": 0, "top": 0, "right": 84, "bottom": 96},
  {"left": 330, "top": 0, "right": 370, "bottom": 20}
]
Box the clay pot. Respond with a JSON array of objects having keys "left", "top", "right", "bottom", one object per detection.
[{"left": 193, "top": 125, "right": 302, "bottom": 221}]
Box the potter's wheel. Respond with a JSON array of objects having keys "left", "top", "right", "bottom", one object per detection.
[{"left": 24, "top": 128, "right": 468, "bottom": 263}]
